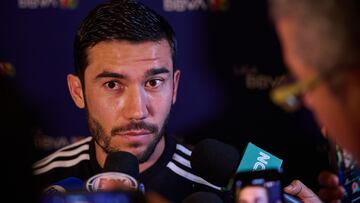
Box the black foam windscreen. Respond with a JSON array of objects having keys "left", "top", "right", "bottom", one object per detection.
[
  {"left": 190, "top": 139, "right": 240, "bottom": 187},
  {"left": 182, "top": 191, "right": 224, "bottom": 203},
  {"left": 104, "top": 151, "right": 140, "bottom": 180}
]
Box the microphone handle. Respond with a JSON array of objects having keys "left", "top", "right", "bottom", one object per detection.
[{"left": 283, "top": 193, "right": 301, "bottom": 203}]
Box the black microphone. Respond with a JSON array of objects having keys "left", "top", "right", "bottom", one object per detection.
[
  {"left": 190, "top": 139, "right": 283, "bottom": 187},
  {"left": 191, "top": 139, "right": 240, "bottom": 187},
  {"left": 85, "top": 151, "right": 142, "bottom": 192},
  {"left": 190, "top": 139, "right": 300, "bottom": 203},
  {"left": 42, "top": 152, "right": 145, "bottom": 203},
  {"left": 42, "top": 177, "right": 144, "bottom": 203},
  {"left": 182, "top": 192, "right": 224, "bottom": 203},
  {"left": 103, "top": 151, "right": 140, "bottom": 179}
]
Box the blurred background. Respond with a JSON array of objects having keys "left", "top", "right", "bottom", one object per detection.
[{"left": 0, "top": 0, "right": 329, "bottom": 192}]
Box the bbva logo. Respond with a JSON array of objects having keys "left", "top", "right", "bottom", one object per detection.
[
  {"left": 59, "top": 0, "right": 78, "bottom": 9},
  {"left": 163, "top": 0, "right": 229, "bottom": 12},
  {"left": 18, "top": 0, "right": 78, "bottom": 9}
]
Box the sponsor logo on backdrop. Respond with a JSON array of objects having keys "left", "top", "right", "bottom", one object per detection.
[
  {"left": 18, "top": 0, "right": 78, "bottom": 9},
  {"left": 233, "top": 65, "right": 286, "bottom": 90},
  {"left": 34, "top": 129, "right": 86, "bottom": 151},
  {"left": 207, "top": 0, "right": 229, "bottom": 11},
  {"left": 0, "top": 62, "right": 16, "bottom": 78},
  {"left": 163, "top": 0, "right": 229, "bottom": 12}
]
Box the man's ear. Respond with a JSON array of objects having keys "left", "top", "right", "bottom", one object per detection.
[
  {"left": 172, "top": 69, "right": 180, "bottom": 104},
  {"left": 67, "top": 74, "right": 85, "bottom": 109}
]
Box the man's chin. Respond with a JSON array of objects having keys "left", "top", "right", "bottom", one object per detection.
[
  {"left": 108, "top": 133, "right": 163, "bottom": 163},
  {"left": 111, "top": 145, "right": 146, "bottom": 159}
]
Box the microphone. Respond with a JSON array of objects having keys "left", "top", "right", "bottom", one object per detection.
[
  {"left": 182, "top": 192, "right": 224, "bottom": 203},
  {"left": 190, "top": 139, "right": 300, "bottom": 203},
  {"left": 85, "top": 151, "right": 142, "bottom": 192},
  {"left": 43, "top": 177, "right": 84, "bottom": 194},
  {"left": 42, "top": 152, "right": 145, "bottom": 203},
  {"left": 190, "top": 139, "right": 283, "bottom": 187},
  {"left": 42, "top": 177, "right": 144, "bottom": 203},
  {"left": 103, "top": 150, "right": 140, "bottom": 179}
]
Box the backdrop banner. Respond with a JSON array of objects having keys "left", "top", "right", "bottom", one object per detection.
[{"left": 0, "top": 0, "right": 328, "bottom": 190}]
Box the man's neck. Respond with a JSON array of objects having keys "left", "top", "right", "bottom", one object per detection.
[
  {"left": 94, "top": 136, "right": 166, "bottom": 173},
  {"left": 139, "top": 136, "right": 165, "bottom": 172}
]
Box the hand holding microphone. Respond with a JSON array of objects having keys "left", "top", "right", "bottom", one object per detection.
[{"left": 284, "top": 180, "right": 322, "bottom": 203}]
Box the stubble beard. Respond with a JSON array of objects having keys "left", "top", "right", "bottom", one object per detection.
[{"left": 86, "top": 110, "right": 169, "bottom": 163}]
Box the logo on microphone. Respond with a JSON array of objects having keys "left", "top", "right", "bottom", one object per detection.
[
  {"left": 253, "top": 152, "right": 270, "bottom": 170},
  {"left": 237, "top": 142, "right": 283, "bottom": 172},
  {"left": 43, "top": 185, "right": 66, "bottom": 194},
  {"left": 86, "top": 172, "right": 138, "bottom": 192}
]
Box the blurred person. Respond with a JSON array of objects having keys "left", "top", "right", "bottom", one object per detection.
[
  {"left": 269, "top": 0, "right": 360, "bottom": 202},
  {"left": 1, "top": 69, "right": 39, "bottom": 202},
  {"left": 237, "top": 186, "right": 269, "bottom": 203},
  {"left": 32, "top": 0, "right": 230, "bottom": 202}
]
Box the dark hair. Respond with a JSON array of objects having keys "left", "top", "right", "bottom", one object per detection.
[{"left": 74, "top": 0, "right": 177, "bottom": 84}]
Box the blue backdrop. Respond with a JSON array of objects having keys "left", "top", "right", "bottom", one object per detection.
[{"left": 0, "top": 0, "right": 328, "bottom": 191}]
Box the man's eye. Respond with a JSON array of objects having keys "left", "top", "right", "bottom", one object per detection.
[
  {"left": 105, "top": 81, "right": 119, "bottom": 89},
  {"left": 146, "top": 79, "right": 163, "bottom": 88}
]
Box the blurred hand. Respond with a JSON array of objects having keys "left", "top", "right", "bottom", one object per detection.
[
  {"left": 284, "top": 180, "right": 322, "bottom": 203},
  {"left": 318, "top": 171, "right": 345, "bottom": 203}
]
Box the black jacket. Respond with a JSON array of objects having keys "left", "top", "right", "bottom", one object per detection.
[{"left": 33, "top": 135, "right": 231, "bottom": 203}]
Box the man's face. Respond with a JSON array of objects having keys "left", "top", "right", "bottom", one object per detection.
[
  {"left": 70, "top": 39, "right": 180, "bottom": 163},
  {"left": 275, "top": 19, "right": 357, "bottom": 154},
  {"left": 238, "top": 186, "right": 269, "bottom": 203}
]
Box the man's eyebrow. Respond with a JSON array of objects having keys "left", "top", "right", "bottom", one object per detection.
[
  {"left": 144, "top": 67, "right": 170, "bottom": 77},
  {"left": 94, "top": 71, "right": 126, "bottom": 81}
]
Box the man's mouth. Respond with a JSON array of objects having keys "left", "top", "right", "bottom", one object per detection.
[{"left": 115, "top": 130, "right": 152, "bottom": 137}]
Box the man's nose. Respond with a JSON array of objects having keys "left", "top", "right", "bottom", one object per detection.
[{"left": 122, "top": 86, "right": 149, "bottom": 121}]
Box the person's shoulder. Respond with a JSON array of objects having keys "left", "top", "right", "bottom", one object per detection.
[{"left": 32, "top": 136, "right": 93, "bottom": 176}]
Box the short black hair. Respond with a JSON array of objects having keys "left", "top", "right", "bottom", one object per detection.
[{"left": 74, "top": 0, "right": 177, "bottom": 84}]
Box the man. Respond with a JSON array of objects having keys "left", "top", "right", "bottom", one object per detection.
[
  {"left": 269, "top": 0, "right": 360, "bottom": 202},
  {"left": 32, "top": 1, "right": 228, "bottom": 202}
]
